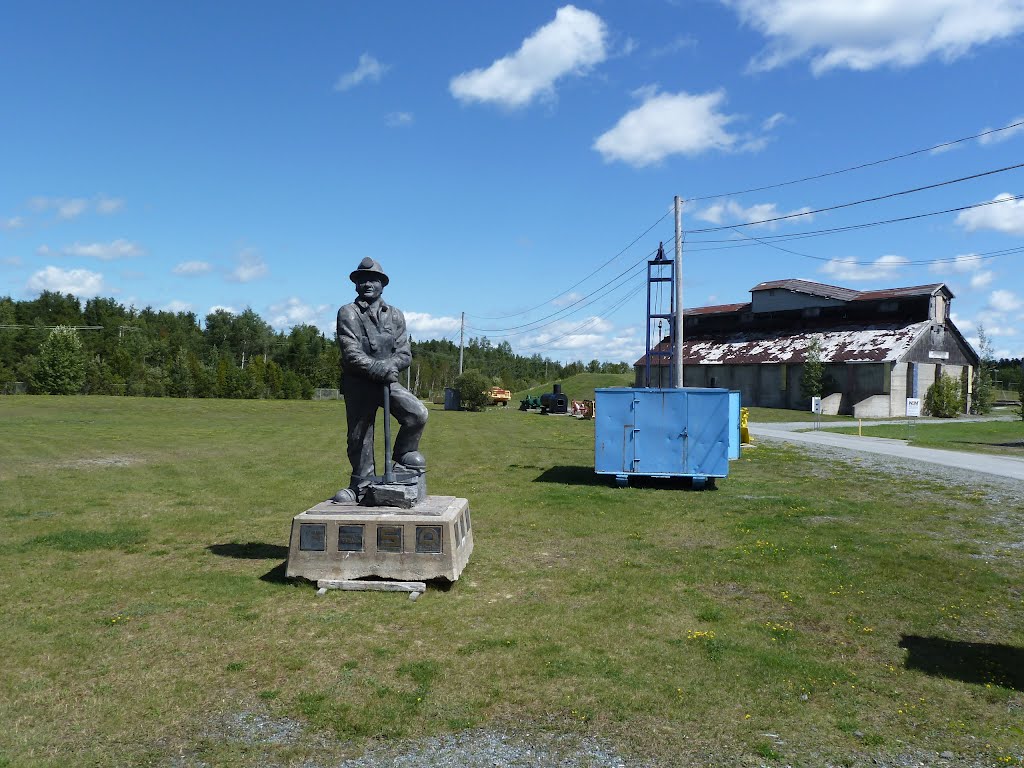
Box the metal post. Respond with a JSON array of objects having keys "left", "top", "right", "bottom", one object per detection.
[
  {"left": 382, "top": 384, "right": 396, "bottom": 483},
  {"left": 672, "top": 195, "right": 684, "bottom": 389},
  {"left": 458, "top": 312, "right": 465, "bottom": 375}
]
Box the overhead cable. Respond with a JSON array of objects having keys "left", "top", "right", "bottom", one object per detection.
[
  {"left": 465, "top": 210, "right": 670, "bottom": 321},
  {"left": 684, "top": 119, "right": 1024, "bottom": 203},
  {"left": 687, "top": 162, "right": 1024, "bottom": 234}
]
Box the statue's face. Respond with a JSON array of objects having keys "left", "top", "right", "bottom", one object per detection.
[{"left": 356, "top": 277, "right": 383, "bottom": 302}]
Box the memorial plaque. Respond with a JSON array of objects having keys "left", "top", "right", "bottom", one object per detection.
[
  {"left": 299, "top": 523, "right": 326, "bottom": 551},
  {"left": 377, "top": 525, "right": 403, "bottom": 553},
  {"left": 415, "top": 525, "right": 442, "bottom": 554},
  {"left": 338, "top": 525, "right": 364, "bottom": 552}
]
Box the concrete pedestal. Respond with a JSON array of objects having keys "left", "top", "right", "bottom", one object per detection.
[{"left": 286, "top": 496, "right": 473, "bottom": 583}]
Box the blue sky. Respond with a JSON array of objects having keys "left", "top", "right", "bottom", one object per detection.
[{"left": 2, "top": 1, "right": 1024, "bottom": 363}]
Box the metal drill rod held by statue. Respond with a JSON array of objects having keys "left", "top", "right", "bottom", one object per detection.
[{"left": 381, "top": 382, "right": 396, "bottom": 485}]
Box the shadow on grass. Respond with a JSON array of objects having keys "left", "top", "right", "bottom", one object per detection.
[
  {"left": 207, "top": 542, "right": 292, "bottom": 586},
  {"left": 534, "top": 465, "right": 717, "bottom": 491},
  {"left": 207, "top": 542, "right": 289, "bottom": 559},
  {"left": 899, "top": 635, "right": 1024, "bottom": 691}
]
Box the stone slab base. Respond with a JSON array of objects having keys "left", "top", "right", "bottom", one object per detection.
[{"left": 286, "top": 496, "right": 473, "bottom": 583}]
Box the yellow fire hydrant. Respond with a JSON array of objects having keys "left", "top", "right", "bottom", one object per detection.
[{"left": 740, "top": 406, "right": 751, "bottom": 445}]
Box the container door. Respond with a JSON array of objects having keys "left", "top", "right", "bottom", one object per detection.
[
  {"left": 683, "top": 391, "right": 730, "bottom": 476},
  {"left": 622, "top": 395, "right": 639, "bottom": 472}
]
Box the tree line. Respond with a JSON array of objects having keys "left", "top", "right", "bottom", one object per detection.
[{"left": 0, "top": 291, "right": 630, "bottom": 399}]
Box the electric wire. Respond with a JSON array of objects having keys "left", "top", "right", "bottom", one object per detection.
[
  {"left": 686, "top": 162, "right": 1024, "bottom": 234},
  {"left": 682, "top": 194, "right": 1024, "bottom": 252},
  {"left": 465, "top": 247, "right": 657, "bottom": 334},
  {"left": 684, "top": 119, "right": 1024, "bottom": 203},
  {"left": 464, "top": 210, "right": 671, "bottom": 320},
  {"left": 519, "top": 282, "right": 646, "bottom": 352}
]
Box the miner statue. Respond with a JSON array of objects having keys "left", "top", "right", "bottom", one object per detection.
[{"left": 333, "top": 257, "right": 428, "bottom": 504}]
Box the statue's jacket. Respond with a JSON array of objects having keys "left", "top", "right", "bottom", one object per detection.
[{"left": 336, "top": 298, "right": 411, "bottom": 386}]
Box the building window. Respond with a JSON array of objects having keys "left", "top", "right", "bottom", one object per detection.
[
  {"left": 802, "top": 307, "right": 820, "bottom": 318},
  {"left": 879, "top": 301, "right": 898, "bottom": 312}
]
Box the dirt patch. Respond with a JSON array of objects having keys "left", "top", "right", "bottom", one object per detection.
[{"left": 60, "top": 455, "right": 140, "bottom": 469}]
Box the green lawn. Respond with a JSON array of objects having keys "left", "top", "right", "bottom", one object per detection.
[
  {"left": 747, "top": 406, "right": 852, "bottom": 423},
  {"left": 1, "top": 396, "right": 1022, "bottom": 766},
  {"left": 829, "top": 419, "right": 1024, "bottom": 458}
]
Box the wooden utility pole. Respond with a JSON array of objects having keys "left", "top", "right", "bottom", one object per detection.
[
  {"left": 458, "top": 312, "right": 465, "bottom": 375},
  {"left": 672, "top": 195, "right": 684, "bottom": 389}
]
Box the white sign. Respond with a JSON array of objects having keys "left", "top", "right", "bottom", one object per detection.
[
  {"left": 928, "top": 350, "right": 949, "bottom": 359},
  {"left": 906, "top": 398, "right": 921, "bottom": 417},
  {"left": 811, "top": 396, "right": 822, "bottom": 414}
]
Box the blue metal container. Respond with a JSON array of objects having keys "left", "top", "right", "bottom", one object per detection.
[{"left": 594, "top": 387, "right": 740, "bottom": 487}]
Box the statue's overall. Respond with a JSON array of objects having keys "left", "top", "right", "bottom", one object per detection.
[{"left": 332, "top": 257, "right": 429, "bottom": 505}]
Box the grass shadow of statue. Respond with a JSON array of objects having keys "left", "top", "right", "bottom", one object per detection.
[
  {"left": 207, "top": 542, "right": 291, "bottom": 585},
  {"left": 534, "top": 465, "right": 717, "bottom": 491},
  {"left": 899, "top": 634, "right": 1024, "bottom": 691}
]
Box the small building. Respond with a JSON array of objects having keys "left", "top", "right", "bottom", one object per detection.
[{"left": 635, "top": 279, "right": 979, "bottom": 417}]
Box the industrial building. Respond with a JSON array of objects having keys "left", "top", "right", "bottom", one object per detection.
[{"left": 635, "top": 279, "right": 980, "bottom": 417}]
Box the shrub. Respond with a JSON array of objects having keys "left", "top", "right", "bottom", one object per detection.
[
  {"left": 33, "top": 326, "right": 86, "bottom": 395},
  {"left": 924, "top": 373, "right": 963, "bottom": 418},
  {"left": 453, "top": 369, "right": 491, "bottom": 412}
]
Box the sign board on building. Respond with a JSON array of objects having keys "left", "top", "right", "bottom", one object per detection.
[
  {"left": 811, "top": 396, "right": 822, "bottom": 414},
  {"left": 906, "top": 397, "right": 922, "bottom": 417},
  {"left": 928, "top": 350, "right": 949, "bottom": 359}
]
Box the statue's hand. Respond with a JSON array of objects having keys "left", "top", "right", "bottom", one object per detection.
[{"left": 384, "top": 365, "right": 400, "bottom": 383}]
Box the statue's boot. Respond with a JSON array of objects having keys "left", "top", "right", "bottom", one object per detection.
[{"left": 394, "top": 451, "right": 426, "bottom": 471}]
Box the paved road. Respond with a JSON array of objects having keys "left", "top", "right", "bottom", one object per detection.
[{"left": 748, "top": 416, "right": 1024, "bottom": 483}]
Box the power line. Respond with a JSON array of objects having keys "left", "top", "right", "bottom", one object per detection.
[
  {"left": 683, "top": 193, "right": 1024, "bottom": 251},
  {"left": 687, "top": 162, "right": 1024, "bottom": 234},
  {"left": 465, "top": 210, "right": 670, "bottom": 320},
  {"left": 684, "top": 119, "right": 1024, "bottom": 203},
  {"left": 720, "top": 226, "right": 1024, "bottom": 268},
  {"left": 465, "top": 249, "right": 653, "bottom": 336},
  {"left": 518, "top": 282, "right": 646, "bottom": 352}
]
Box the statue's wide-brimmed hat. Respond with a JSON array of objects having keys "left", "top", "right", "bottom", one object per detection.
[{"left": 349, "top": 257, "right": 389, "bottom": 287}]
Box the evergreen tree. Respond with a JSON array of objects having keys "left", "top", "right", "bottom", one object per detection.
[
  {"left": 800, "top": 335, "right": 824, "bottom": 402},
  {"left": 971, "top": 324, "right": 994, "bottom": 414},
  {"left": 34, "top": 325, "right": 86, "bottom": 394}
]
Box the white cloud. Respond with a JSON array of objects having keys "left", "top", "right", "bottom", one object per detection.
[
  {"left": 334, "top": 53, "right": 387, "bottom": 91},
  {"left": 650, "top": 35, "right": 698, "bottom": 58},
  {"left": 2, "top": 216, "right": 24, "bottom": 230},
  {"left": 955, "top": 193, "right": 1024, "bottom": 235},
  {"left": 164, "top": 300, "right": 193, "bottom": 313},
  {"left": 724, "top": 0, "right": 1024, "bottom": 74},
  {"left": 594, "top": 88, "right": 747, "bottom": 167},
  {"left": 27, "top": 266, "right": 104, "bottom": 295},
  {"left": 979, "top": 116, "right": 1024, "bottom": 145},
  {"left": 3, "top": 256, "right": 23, "bottom": 266},
  {"left": 553, "top": 291, "right": 584, "bottom": 307},
  {"left": 761, "top": 112, "right": 787, "bottom": 131},
  {"left": 385, "top": 111, "right": 414, "bottom": 127},
  {"left": 229, "top": 250, "right": 268, "bottom": 283},
  {"left": 520, "top": 317, "right": 641, "bottom": 361},
  {"left": 695, "top": 199, "right": 813, "bottom": 229},
  {"left": 450, "top": 5, "right": 607, "bottom": 108},
  {"left": 57, "top": 198, "right": 89, "bottom": 219},
  {"left": 820, "top": 254, "right": 908, "bottom": 281},
  {"left": 930, "top": 253, "right": 984, "bottom": 274},
  {"left": 970, "top": 271, "right": 995, "bottom": 290},
  {"left": 27, "top": 195, "right": 124, "bottom": 219},
  {"left": 173, "top": 260, "right": 213, "bottom": 276},
  {"left": 268, "top": 297, "right": 332, "bottom": 331},
  {"left": 989, "top": 289, "right": 1023, "bottom": 313},
  {"left": 96, "top": 196, "right": 125, "bottom": 214},
  {"left": 62, "top": 239, "right": 143, "bottom": 260},
  {"left": 405, "top": 311, "right": 462, "bottom": 339},
  {"left": 207, "top": 305, "right": 238, "bottom": 317}
]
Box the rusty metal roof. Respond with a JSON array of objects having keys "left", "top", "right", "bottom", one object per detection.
[
  {"left": 683, "top": 302, "right": 750, "bottom": 316},
  {"left": 750, "top": 278, "right": 948, "bottom": 303},
  {"left": 637, "top": 321, "right": 931, "bottom": 367}
]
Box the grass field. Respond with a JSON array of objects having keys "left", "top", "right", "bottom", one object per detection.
[
  {"left": 829, "top": 419, "right": 1024, "bottom": 459},
  {"left": 1, "top": 396, "right": 1022, "bottom": 766}
]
